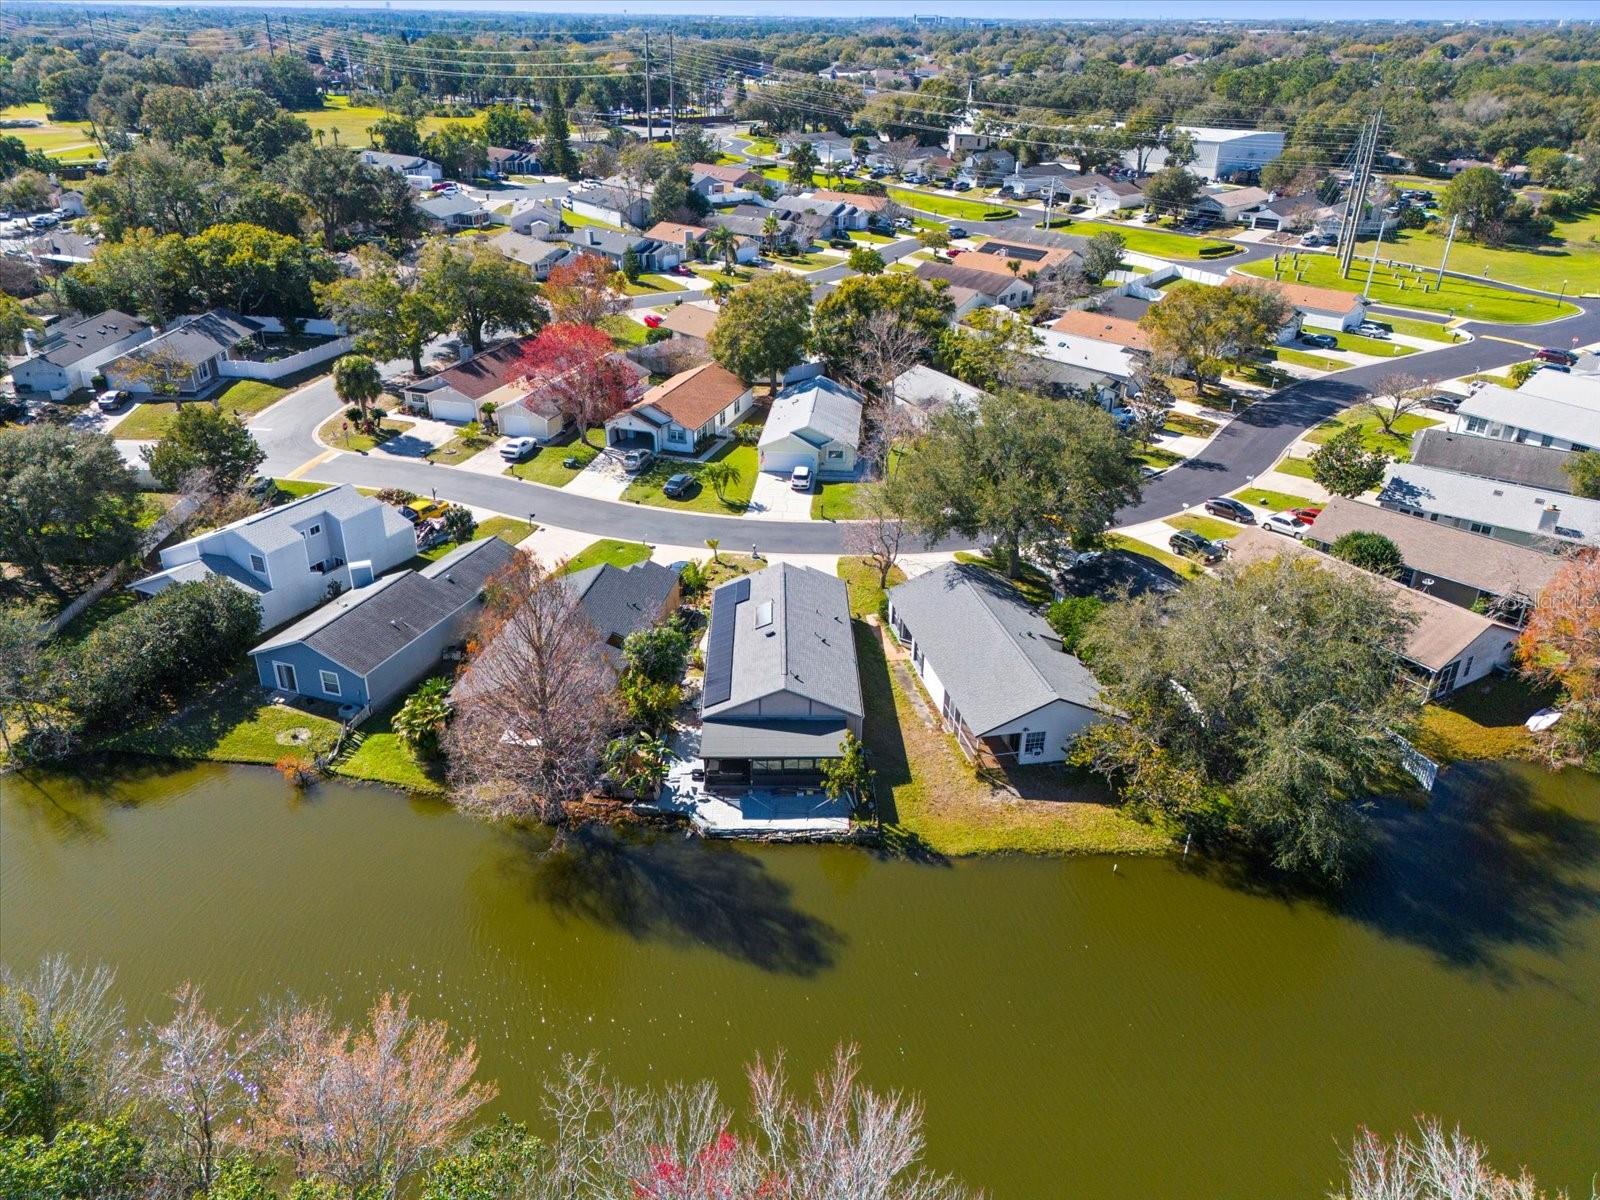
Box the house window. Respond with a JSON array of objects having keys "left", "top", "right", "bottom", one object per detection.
[
  {"left": 1539, "top": 435, "right": 1554, "bottom": 448},
  {"left": 1464, "top": 417, "right": 1488, "bottom": 434},
  {"left": 1024, "top": 730, "right": 1047, "bottom": 757},
  {"left": 319, "top": 670, "right": 342, "bottom": 697},
  {"left": 272, "top": 661, "right": 298, "bottom": 691},
  {"left": 249, "top": 553, "right": 267, "bottom": 575},
  {"left": 1468, "top": 522, "right": 1491, "bottom": 535},
  {"left": 826, "top": 449, "right": 844, "bottom": 460},
  {"left": 307, "top": 524, "right": 321, "bottom": 536}
]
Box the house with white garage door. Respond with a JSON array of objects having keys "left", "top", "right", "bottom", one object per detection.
[
  {"left": 757, "top": 377, "right": 864, "bottom": 479},
  {"left": 401, "top": 339, "right": 533, "bottom": 424}
]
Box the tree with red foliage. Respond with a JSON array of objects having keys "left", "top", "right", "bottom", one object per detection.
[
  {"left": 517, "top": 322, "right": 643, "bottom": 436},
  {"left": 1518, "top": 548, "right": 1600, "bottom": 765},
  {"left": 543, "top": 253, "right": 627, "bottom": 326}
]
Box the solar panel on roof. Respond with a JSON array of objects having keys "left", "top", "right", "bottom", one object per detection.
[{"left": 701, "top": 576, "right": 749, "bottom": 709}]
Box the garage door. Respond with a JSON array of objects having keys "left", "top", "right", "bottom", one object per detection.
[
  {"left": 760, "top": 448, "right": 817, "bottom": 476},
  {"left": 430, "top": 397, "right": 477, "bottom": 423}
]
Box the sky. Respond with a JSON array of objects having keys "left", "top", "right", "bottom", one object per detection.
[{"left": 51, "top": 0, "right": 1600, "bottom": 20}]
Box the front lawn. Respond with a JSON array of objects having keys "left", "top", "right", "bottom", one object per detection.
[
  {"left": 114, "top": 379, "right": 292, "bottom": 440},
  {"left": 622, "top": 273, "right": 688, "bottom": 296},
  {"left": 1165, "top": 514, "right": 1244, "bottom": 541},
  {"left": 1237, "top": 253, "right": 1580, "bottom": 324},
  {"left": 599, "top": 314, "right": 649, "bottom": 346},
  {"left": 689, "top": 263, "right": 760, "bottom": 287},
  {"left": 1273, "top": 455, "right": 1318, "bottom": 479},
  {"left": 505, "top": 429, "right": 603, "bottom": 487},
  {"left": 1329, "top": 330, "right": 1418, "bottom": 358},
  {"left": 1133, "top": 445, "right": 1185, "bottom": 471},
  {"left": 1039, "top": 217, "right": 1239, "bottom": 261},
  {"left": 620, "top": 439, "right": 760, "bottom": 513},
  {"left": 415, "top": 515, "right": 534, "bottom": 563},
  {"left": 811, "top": 479, "right": 865, "bottom": 520},
  {"left": 850, "top": 230, "right": 898, "bottom": 245},
  {"left": 271, "top": 478, "right": 334, "bottom": 499},
  {"left": 837, "top": 556, "right": 906, "bottom": 620},
  {"left": 1227, "top": 486, "right": 1317, "bottom": 512},
  {"left": 1381, "top": 315, "right": 1463, "bottom": 344},
  {"left": 1267, "top": 346, "right": 1345, "bottom": 372},
  {"left": 1163, "top": 412, "right": 1219, "bottom": 438},
  {"left": 857, "top": 621, "right": 1171, "bottom": 857},
  {"left": 885, "top": 186, "right": 1015, "bottom": 222},
  {"left": 1305, "top": 407, "right": 1439, "bottom": 459},
  {"left": 317, "top": 414, "right": 415, "bottom": 452},
  {"left": 1102, "top": 533, "right": 1206, "bottom": 581},
  {"left": 559, "top": 208, "right": 622, "bottom": 231},
  {"left": 740, "top": 136, "right": 780, "bottom": 158},
  {"left": 559, "top": 538, "right": 652, "bottom": 574},
  {"left": 426, "top": 426, "right": 495, "bottom": 465}
]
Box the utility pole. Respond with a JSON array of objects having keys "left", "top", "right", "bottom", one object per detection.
[
  {"left": 644, "top": 32, "right": 653, "bottom": 143},
  {"left": 1435, "top": 213, "right": 1460, "bottom": 288},
  {"left": 264, "top": 16, "right": 276, "bottom": 56},
  {"left": 1337, "top": 108, "right": 1382, "bottom": 277},
  {"left": 668, "top": 31, "right": 676, "bottom": 143},
  {"left": 1362, "top": 207, "right": 1388, "bottom": 299},
  {"left": 1044, "top": 176, "right": 1057, "bottom": 230}
]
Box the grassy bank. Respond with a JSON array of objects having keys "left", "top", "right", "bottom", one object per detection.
[
  {"left": 114, "top": 379, "right": 294, "bottom": 441},
  {"left": 1414, "top": 673, "right": 1558, "bottom": 765}
]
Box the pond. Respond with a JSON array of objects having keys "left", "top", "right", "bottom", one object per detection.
[{"left": 1, "top": 758, "right": 1596, "bottom": 1197}]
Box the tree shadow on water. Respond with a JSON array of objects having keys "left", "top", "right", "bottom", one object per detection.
[
  {"left": 1341, "top": 762, "right": 1600, "bottom": 982},
  {"left": 505, "top": 825, "right": 845, "bottom": 977}
]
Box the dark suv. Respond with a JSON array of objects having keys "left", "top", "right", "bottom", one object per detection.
[{"left": 1169, "top": 530, "right": 1225, "bottom": 563}]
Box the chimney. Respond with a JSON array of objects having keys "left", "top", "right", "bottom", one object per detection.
[{"left": 1538, "top": 504, "right": 1561, "bottom": 533}]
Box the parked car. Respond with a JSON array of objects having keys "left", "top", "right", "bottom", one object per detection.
[
  {"left": 1419, "top": 392, "right": 1461, "bottom": 412},
  {"left": 1203, "top": 497, "right": 1256, "bottom": 524},
  {"left": 1288, "top": 506, "right": 1323, "bottom": 525},
  {"left": 789, "top": 464, "right": 813, "bottom": 492},
  {"left": 499, "top": 436, "right": 537, "bottom": 462},
  {"left": 401, "top": 499, "right": 449, "bottom": 524},
  {"left": 1262, "top": 511, "right": 1310, "bottom": 538},
  {"left": 1299, "top": 233, "right": 1331, "bottom": 247},
  {"left": 28, "top": 214, "right": 57, "bottom": 229},
  {"left": 946, "top": 226, "right": 968, "bottom": 239},
  {"left": 95, "top": 389, "right": 130, "bottom": 412},
  {"left": 1535, "top": 361, "right": 1571, "bottom": 374},
  {"left": 641, "top": 313, "right": 663, "bottom": 328},
  {"left": 622, "top": 447, "right": 655, "bottom": 474},
  {"left": 1357, "top": 322, "right": 1391, "bottom": 339},
  {"left": 1169, "top": 530, "right": 1225, "bottom": 563},
  {"left": 953, "top": 181, "right": 972, "bottom": 191},
  {"left": 1140, "top": 210, "right": 1160, "bottom": 223},
  {"left": 1301, "top": 333, "right": 1339, "bottom": 350},
  {"left": 662, "top": 472, "right": 695, "bottom": 498},
  {"left": 1535, "top": 347, "right": 1578, "bottom": 366}
]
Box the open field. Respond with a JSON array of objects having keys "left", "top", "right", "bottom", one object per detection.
[
  {"left": 0, "top": 102, "right": 99, "bottom": 161},
  {"left": 290, "top": 95, "right": 480, "bottom": 148},
  {"left": 1238, "top": 253, "right": 1581, "bottom": 324},
  {"left": 1352, "top": 210, "right": 1600, "bottom": 295},
  {"left": 886, "top": 186, "right": 1015, "bottom": 222}
]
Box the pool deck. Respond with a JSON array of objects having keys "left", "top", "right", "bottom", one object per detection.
[{"left": 654, "top": 760, "right": 854, "bottom": 839}]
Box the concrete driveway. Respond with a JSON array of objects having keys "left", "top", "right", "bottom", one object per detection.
[
  {"left": 565, "top": 449, "right": 632, "bottom": 500},
  {"left": 746, "top": 468, "right": 815, "bottom": 520}
]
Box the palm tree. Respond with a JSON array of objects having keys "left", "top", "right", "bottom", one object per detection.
[
  {"left": 707, "top": 225, "right": 739, "bottom": 273},
  {"left": 708, "top": 279, "right": 734, "bottom": 306},
  {"left": 700, "top": 459, "right": 743, "bottom": 503},
  {"left": 333, "top": 354, "right": 384, "bottom": 432},
  {"left": 761, "top": 212, "right": 782, "bottom": 253},
  {"left": 704, "top": 537, "right": 721, "bottom": 563}
]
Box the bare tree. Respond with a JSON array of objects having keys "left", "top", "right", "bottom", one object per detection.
[
  {"left": 1125, "top": 364, "right": 1176, "bottom": 448},
  {"left": 251, "top": 993, "right": 495, "bottom": 1200},
  {"left": 445, "top": 552, "right": 619, "bottom": 824},
  {"left": 144, "top": 983, "right": 258, "bottom": 1195},
  {"left": 1367, "top": 372, "right": 1429, "bottom": 437},
  {"left": 848, "top": 483, "right": 910, "bottom": 589},
  {"left": 879, "top": 135, "right": 920, "bottom": 177},
  {"left": 0, "top": 956, "right": 140, "bottom": 1140},
  {"left": 1336, "top": 1117, "right": 1556, "bottom": 1200},
  {"left": 852, "top": 309, "right": 930, "bottom": 470}
]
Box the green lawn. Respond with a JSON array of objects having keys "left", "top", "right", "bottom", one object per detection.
[
  {"left": 741, "top": 136, "right": 780, "bottom": 158},
  {"left": 504, "top": 430, "right": 603, "bottom": 487},
  {"left": 1328, "top": 329, "right": 1418, "bottom": 358},
  {"left": 1306, "top": 407, "right": 1439, "bottom": 460},
  {"left": 1163, "top": 412, "right": 1219, "bottom": 438},
  {"left": 771, "top": 250, "right": 845, "bottom": 271},
  {"left": 886, "top": 186, "right": 1015, "bottom": 222},
  {"left": 952, "top": 551, "right": 1054, "bottom": 607},
  {"left": 103, "top": 671, "right": 341, "bottom": 766},
  {"left": 1238, "top": 253, "right": 1581, "bottom": 324},
  {"left": 759, "top": 166, "right": 790, "bottom": 184},
  {"left": 270, "top": 478, "right": 334, "bottom": 499},
  {"left": 621, "top": 440, "right": 760, "bottom": 513},
  {"left": 559, "top": 538, "right": 652, "bottom": 574},
  {"left": 332, "top": 701, "right": 446, "bottom": 795},
  {"left": 622, "top": 273, "right": 688, "bottom": 296},
  {"left": 317, "top": 415, "right": 415, "bottom": 453},
  {"left": 559, "top": 207, "right": 622, "bottom": 231},
  {"left": 1165, "top": 514, "right": 1244, "bottom": 541},
  {"left": 600, "top": 314, "right": 649, "bottom": 346},
  {"left": 0, "top": 102, "right": 99, "bottom": 161},
  {"left": 1103, "top": 534, "right": 1205, "bottom": 580},
  {"left": 1351, "top": 214, "right": 1600, "bottom": 295},
  {"left": 292, "top": 94, "right": 478, "bottom": 149},
  {"left": 1267, "top": 347, "right": 1346, "bottom": 372},
  {"left": 850, "top": 230, "right": 898, "bottom": 245},
  {"left": 415, "top": 516, "right": 533, "bottom": 564},
  {"left": 689, "top": 263, "right": 760, "bottom": 287},
  {"left": 113, "top": 379, "right": 292, "bottom": 440},
  {"left": 837, "top": 556, "right": 906, "bottom": 620},
  {"left": 1413, "top": 673, "right": 1561, "bottom": 765},
  {"left": 811, "top": 479, "right": 865, "bottom": 520},
  {"left": 425, "top": 428, "right": 495, "bottom": 466},
  {"left": 1227, "top": 486, "right": 1317, "bottom": 512},
  {"left": 1050, "top": 218, "right": 1241, "bottom": 262},
  {"left": 1380, "top": 314, "right": 1463, "bottom": 343},
  {"left": 1273, "top": 456, "right": 1318, "bottom": 480},
  {"left": 1134, "top": 445, "right": 1185, "bottom": 471}
]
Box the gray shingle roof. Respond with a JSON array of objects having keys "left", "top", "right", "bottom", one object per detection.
[
  {"left": 701, "top": 563, "right": 862, "bottom": 721},
  {"left": 915, "top": 260, "right": 1027, "bottom": 299},
  {"left": 128, "top": 309, "right": 261, "bottom": 368},
  {"left": 564, "top": 560, "right": 680, "bottom": 664},
  {"left": 1456, "top": 383, "right": 1600, "bottom": 448},
  {"left": 204, "top": 484, "right": 410, "bottom": 554},
  {"left": 253, "top": 537, "right": 515, "bottom": 676},
  {"left": 1380, "top": 462, "right": 1600, "bottom": 545},
  {"left": 32, "top": 310, "right": 148, "bottom": 366},
  {"left": 417, "top": 193, "right": 485, "bottom": 219},
  {"left": 760, "top": 376, "right": 863, "bottom": 451},
  {"left": 1409, "top": 428, "right": 1574, "bottom": 494},
  {"left": 888, "top": 563, "right": 1105, "bottom": 736}
]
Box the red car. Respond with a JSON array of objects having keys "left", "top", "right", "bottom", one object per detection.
[
  {"left": 1288, "top": 506, "right": 1323, "bottom": 525},
  {"left": 641, "top": 314, "right": 663, "bottom": 329}
]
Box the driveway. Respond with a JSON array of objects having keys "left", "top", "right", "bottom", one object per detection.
[
  {"left": 745, "top": 469, "right": 815, "bottom": 521},
  {"left": 564, "top": 449, "right": 632, "bottom": 500}
]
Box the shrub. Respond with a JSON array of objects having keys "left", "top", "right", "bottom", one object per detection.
[
  {"left": 375, "top": 487, "right": 416, "bottom": 505},
  {"left": 1330, "top": 530, "right": 1405, "bottom": 578},
  {"left": 644, "top": 326, "right": 672, "bottom": 344},
  {"left": 442, "top": 506, "right": 476, "bottom": 543},
  {"left": 621, "top": 623, "right": 693, "bottom": 684},
  {"left": 1046, "top": 596, "right": 1104, "bottom": 655},
  {"left": 679, "top": 560, "right": 706, "bottom": 597},
  {"left": 393, "top": 677, "right": 452, "bottom": 758},
  {"left": 275, "top": 756, "right": 319, "bottom": 787},
  {"left": 1508, "top": 360, "right": 1539, "bottom": 387}
]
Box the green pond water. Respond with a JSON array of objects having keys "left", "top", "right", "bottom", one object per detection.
[{"left": 1, "top": 758, "right": 1596, "bottom": 1197}]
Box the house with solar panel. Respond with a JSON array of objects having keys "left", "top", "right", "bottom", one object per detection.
[{"left": 698, "top": 563, "right": 863, "bottom": 795}]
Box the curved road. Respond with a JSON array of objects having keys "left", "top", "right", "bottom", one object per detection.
[{"left": 252, "top": 210, "right": 1599, "bottom": 552}]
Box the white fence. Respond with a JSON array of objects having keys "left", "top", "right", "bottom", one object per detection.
[{"left": 222, "top": 334, "right": 353, "bottom": 382}]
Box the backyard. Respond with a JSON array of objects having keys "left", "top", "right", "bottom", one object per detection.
[
  {"left": 316, "top": 414, "right": 415, "bottom": 453},
  {"left": 415, "top": 515, "right": 533, "bottom": 564},
  {"left": 620, "top": 438, "right": 760, "bottom": 513},
  {"left": 1237, "top": 253, "right": 1581, "bottom": 324}
]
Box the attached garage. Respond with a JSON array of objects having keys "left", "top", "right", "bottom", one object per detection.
[{"left": 757, "top": 376, "right": 864, "bottom": 479}]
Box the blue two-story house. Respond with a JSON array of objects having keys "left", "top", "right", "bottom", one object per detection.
[{"left": 248, "top": 536, "right": 516, "bottom": 713}]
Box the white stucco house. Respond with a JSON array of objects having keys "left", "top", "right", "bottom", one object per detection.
[
  {"left": 604, "top": 361, "right": 754, "bottom": 455},
  {"left": 757, "top": 376, "right": 864, "bottom": 478}
]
